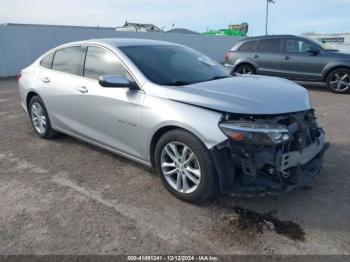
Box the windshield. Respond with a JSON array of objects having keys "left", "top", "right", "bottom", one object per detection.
[{"left": 119, "top": 45, "right": 231, "bottom": 86}]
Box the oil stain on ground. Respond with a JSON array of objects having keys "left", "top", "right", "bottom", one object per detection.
[{"left": 224, "top": 207, "right": 306, "bottom": 242}]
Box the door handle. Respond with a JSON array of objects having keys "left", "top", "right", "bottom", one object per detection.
[
  {"left": 76, "top": 86, "right": 88, "bottom": 93},
  {"left": 284, "top": 56, "right": 290, "bottom": 60},
  {"left": 41, "top": 77, "right": 50, "bottom": 83},
  {"left": 253, "top": 54, "right": 259, "bottom": 59}
]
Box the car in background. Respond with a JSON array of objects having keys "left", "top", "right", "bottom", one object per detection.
[
  {"left": 18, "top": 39, "right": 328, "bottom": 203},
  {"left": 224, "top": 35, "right": 350, "bottom": 94}
]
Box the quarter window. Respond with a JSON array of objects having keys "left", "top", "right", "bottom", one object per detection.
[
  {"left": 238, "top": 41, "right": 257, "bottom": 52},
  {"left": 257, "top": 39, "right": 282, "bottom": 53},
  {"left": 286, "top": 39, "right": 314, "bottom": 53},
  {"left": 40, "top": 53, "right": 54, "bottom": 69},
  {"left": 52, "top": 46, "right": 86, "bottom": 75},
  {"left": 84, "top": 46, "right": 130, "bottom": 80}
]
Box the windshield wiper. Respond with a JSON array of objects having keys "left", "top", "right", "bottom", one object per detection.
[
  {"left": 206, "top": 75, "right": 232, "bottom": 82},
  {"left": 163, "top": 76, "right": 232, "bottom": 86},
  {"left": 213, "top": 75, "right": 231, "bottom": 80},
  {"left": 163, "top": 80, "right": 196, "bottom": 86}
]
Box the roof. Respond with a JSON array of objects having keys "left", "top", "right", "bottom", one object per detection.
[
  {"left": 122, "top": 22, "right": 159, "bottom": 27},
  {"left": 303, "top": 32, "right": 350, "bottom": 36},
  {"left": 244, "top": 35, "right": 299, "bottom": 40},
  {"left": 116, "top": 22, "right": 162, "bottom": 32},
  {"left": 236, "top": 35, "right": 306, "bottom": 44},
  {"left": 3, "top": 23, "right": 115, "bottom": 30},
  {"left": 42, "top": 38, "right": 177, "bottom": 56},
  {"left": 166, "top": 28, "right": 199, "bottom": 34},
  {"left": 83, "top": 38, "right": 175, "bottom": 47}
]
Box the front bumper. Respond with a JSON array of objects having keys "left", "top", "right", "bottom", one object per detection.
[{"left": 210, "top": 132, "right": 329, "bottom": 197}]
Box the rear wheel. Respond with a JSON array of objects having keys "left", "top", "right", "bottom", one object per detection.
[
  {"left": 28, "top": 96, "right": 59, "bottom": 139},
  {"left": 235, "top": 64, "right": 256, "bottom": 75},
  {"left": 326, "top": 68, "right": 350, "bottom": 94},
  {"left": 154, "top": 129, "right": 218, "bottom": 203}
]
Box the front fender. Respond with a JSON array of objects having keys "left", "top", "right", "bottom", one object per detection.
[{"left": 141, "top": 95, "right": 227, "bottom": 162}]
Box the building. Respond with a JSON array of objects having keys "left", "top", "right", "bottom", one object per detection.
[
  {"left": 202, "top": 23, "right": 249, "bottom": 37},
  {"left": 228, "top": 23, "right": 249, "bottom": 34},
  {"left": 304, "top": 32, "right": 350, "bottom": 52},
  {"left": 115, "top": 21, "right": 162, "bottom": 32},
  {"left": 166, "top": 28, "right": 199, "bottom": 34}
]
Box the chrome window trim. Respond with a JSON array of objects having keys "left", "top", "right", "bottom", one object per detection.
[{"left": 38, "top": 43, "right": 144, "bottom": 91}]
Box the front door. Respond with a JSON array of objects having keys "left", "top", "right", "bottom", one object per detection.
[
  {"left": 280, "top": 38, "right": 327, "bottom": 81},
  {"left": 73, "top": 46, "right": 145, "bottom": 159}
]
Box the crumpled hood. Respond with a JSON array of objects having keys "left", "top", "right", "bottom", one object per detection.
[{"left": 160, "top": 75, "right": 311, "bottom": 115}]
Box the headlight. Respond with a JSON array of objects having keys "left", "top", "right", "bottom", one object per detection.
[{"left": 219, "top": 121, "right": 291, "bottom": 145}]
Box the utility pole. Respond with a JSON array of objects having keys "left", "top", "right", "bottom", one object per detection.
[{"left": 265, "top": 0, "right": 275, "bottom": 35}]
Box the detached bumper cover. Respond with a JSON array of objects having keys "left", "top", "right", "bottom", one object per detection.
[{"left": 210, "top": 134, "right": 329, "bottom": 197}]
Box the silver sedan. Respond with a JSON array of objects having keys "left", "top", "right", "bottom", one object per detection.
[{"left": 18, "top": 39, "right": 328, "bottom": 202}]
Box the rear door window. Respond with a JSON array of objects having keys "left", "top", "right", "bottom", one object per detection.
[
  {"left": 257, "top": 39, "right": 282, "bottom": 53},
  {"left": 52, "top": 46, "right": 86, "bottom": 75},
  {"left": 40, "top": 53, "right": 54, "bottom": 69},
  {"left": 238, "top": 41, "right": 257, "bottom": 52}
]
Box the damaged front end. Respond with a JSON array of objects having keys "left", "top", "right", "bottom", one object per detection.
[{"left": 211, "top": 109, "right": 329, "bottom": 196}]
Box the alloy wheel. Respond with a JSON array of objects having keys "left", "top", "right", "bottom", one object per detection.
[
  {"left": 237, "top": 66, "right": 253, "bottom": 75},
  {"left": 329, "top": 72, "right": 350, "bottom": 92},
  {"left": 30, "top": 102, "right": 47, "bottom": 134},
  {"left": 160, "top": 142, "right": 201, "bottom": 194},
  {"left": 239, "top": 68, "right": 252, "bottom": 74}
]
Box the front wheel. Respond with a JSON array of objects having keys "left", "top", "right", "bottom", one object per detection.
[
  {"left": 326, "top": 68, "right": 350, "bottom": 94},
  {"left": 155, "top": 129, "right": 218, "bottom": 203}
]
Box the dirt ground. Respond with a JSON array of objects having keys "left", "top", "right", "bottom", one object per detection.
[{"left": 0, "top": 77, "right": 349, "bottom": 255}]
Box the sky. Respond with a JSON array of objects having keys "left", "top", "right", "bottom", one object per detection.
[{"left": 1, "top": 0, "right": 350, "bottom": 36}]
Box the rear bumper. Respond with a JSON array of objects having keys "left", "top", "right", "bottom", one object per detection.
[
  {"left": 210, "top": 136, "right": 330, "bottom": 197},
  {"left": 223, "top": 63, "right": 235, "bottom": 69},
  {"left": 20, "top": 101, "right": 28, "bottom": 115}
]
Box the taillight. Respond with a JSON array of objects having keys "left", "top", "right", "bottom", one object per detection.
[
  {"left": 17, "top": 72, "right": 22, "bottom": 81},
  {"left": 225, "top": 52, "right": 231, "bottom": 61}
]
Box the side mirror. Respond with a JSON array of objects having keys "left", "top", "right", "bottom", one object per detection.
[
  {"left": 99, "top": 75, "right": 136, "bottom": 88},
  {"left": 306, "top": 47, "right": 319, "bottom": 56}
]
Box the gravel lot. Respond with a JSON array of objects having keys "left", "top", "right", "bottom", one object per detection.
[{"left": 0, "top": 77, "right": 349, "bottom": 255}]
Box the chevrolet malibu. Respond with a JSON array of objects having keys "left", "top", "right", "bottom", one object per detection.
[{"left": 18, "top": 39, "right": 329, "bottom": 202}]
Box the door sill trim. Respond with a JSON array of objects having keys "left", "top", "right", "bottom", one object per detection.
[{"left": 54, "top": 127, "right": 152, "bottom": 168}]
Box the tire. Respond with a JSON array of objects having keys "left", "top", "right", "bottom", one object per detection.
[
  {"left": 28, "top": 96, "right": 59, "bottom": 139},
  {"left": 235, "top": 64, "right": 256, "bottom": 75},
  {"left": 154, "top": 129, "right": 218, "bottom": 203},
  {"left": 326, "top": 68, "right": 350, "bottom": 94}
]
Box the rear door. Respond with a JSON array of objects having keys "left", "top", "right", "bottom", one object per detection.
[
  {"left": 280, "top": 38, "right": 327, "bottom": 81},
  {"left": 74, "top": 45, "right": 145, "bottom": 158},
  {"left": 38, "top": 46, "right": 86, "bottom": 132},
  {"left": 254, "top": 38, "right": 284, "bottom": 76},
  {"left": 228, "top": 40, "right": 257, "bottom": 67}
]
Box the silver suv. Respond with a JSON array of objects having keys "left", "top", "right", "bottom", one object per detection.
[
  {"left": 225, "top": 35, "right": 350, "bottom": 94},
  {"left": 19, "top": 39, "right": 328, "bottom": 202}
]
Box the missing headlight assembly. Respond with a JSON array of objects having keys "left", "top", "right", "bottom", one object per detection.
[{"left": 211, "top": 109, "right": 329, "bottom": 196}]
